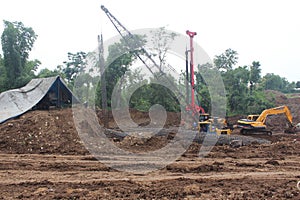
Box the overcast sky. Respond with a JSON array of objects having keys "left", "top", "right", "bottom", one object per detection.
[{"left": 0, "top": 0, "right": 299, "bottom": 82}]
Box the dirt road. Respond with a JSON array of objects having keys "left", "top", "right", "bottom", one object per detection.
[{"left": 0, "top": 134, "right": 299, "bottom": 199}]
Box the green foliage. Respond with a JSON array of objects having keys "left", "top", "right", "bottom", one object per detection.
[
  {"left": 129, "top": 84, "right": 180, "bottom": 112},
  {"left": 249, "top": 61, "right": 261, "bottom": 93},
  {"left": 149, "top": 27, "right": 178, "bottom": 70},
  {"left": 128, "top": 27, "right": 181, "bottom": 112},
  {"left": 260, "top": 73, "right": 295, "bottom": 93},
  {"left": 245, "top": 90, "right": 275, "bottom": 114},
  {"left": 249, "top": 61, "right": 261, "bottom": 84},
  {"left": 96, "top": 35, "right": 146, "bottom": 108},
  {"left": 62, "top": 51, "right": 87, "bottom": 89},
  {"left": 51, "top": 51, "right": 100, "bottom": 105},
  {"left": 16, "top": 59, "right": 41, "bottom": 85},
  {"left": 296, "top": 81, "right": 300, "bottom": 88},
  {"left": 194, "top": 65, "right": 211, "bottom": 112},
  {"left": 126, "top": 72, "right": 181, "bottom": 112},
  {"left": 73, "top": 72, "right": 99, "bottom": 105},
  {"left": 0, "top": 54, "right": 7, "bottom": 93},
  {"left": 95, "top": 28, "right": 181, "bottom": 112},
  {"left": 1, "top": 20, "right": 38, "bottom": 89},
  {"left": 213, "top": 48, "right": 238, "bottom": 72},
  {"left": 37, "top": 68, "right": 61, "bottom": 78},
  {"left": 214, "top": 50, "right": 274, "bottom": 115},
  {"left": 223, "top": 67, "right": 249, "bottom": 114}
]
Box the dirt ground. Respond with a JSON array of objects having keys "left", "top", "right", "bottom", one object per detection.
[{"left": 0, "top": 91, "right": 299, "bottom": 199}]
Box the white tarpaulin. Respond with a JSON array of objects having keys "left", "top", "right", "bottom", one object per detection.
[{"left": 0, "top": 76, "right": 75, "bottom": 124}]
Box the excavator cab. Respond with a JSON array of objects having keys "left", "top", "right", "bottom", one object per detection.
[{"left": 247, "top": 115, "right": 259, "bottom": 121}]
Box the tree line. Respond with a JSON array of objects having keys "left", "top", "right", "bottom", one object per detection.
[{"left": 0, "top": 20, "right": 299, "bottom": 116}]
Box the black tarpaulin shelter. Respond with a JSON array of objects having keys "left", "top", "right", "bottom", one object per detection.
[{"left": 0, "top": 76, "right": 79, "bottom": 123}]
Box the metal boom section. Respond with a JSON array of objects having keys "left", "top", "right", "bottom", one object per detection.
[
  {"left": 101, "top": 5, "right": 162, "bottom": 77},
  {"left": 101, "top": 5, "right": 203, "bottom": 121}
]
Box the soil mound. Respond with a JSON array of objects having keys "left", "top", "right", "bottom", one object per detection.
[
  {"left": 0, "top": 108, "right": 181, "bottom": 155},
  {"left": 0, "top": 91, "right": 299, "bottom": 155},
  {"left": 0, "top": 109, "right": 88, "bottom": 155},
  {"left": 265, "top": 90, "right": 300, "bottom": 131}
]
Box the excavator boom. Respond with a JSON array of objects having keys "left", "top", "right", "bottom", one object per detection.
[{"left": 256, "top": 105, "right": 293, "bottom": 125}]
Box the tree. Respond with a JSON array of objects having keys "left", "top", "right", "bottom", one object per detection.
[
  {"left": 150, "top": 27, "right": 178, "bottom": 71},
  {"left": 96, "top": 35, "right": 146, "bottom": 108},
  {"left": 130, "top": 28, "right": 180, "bottom": 112},
  {"left": 296, "top": 81, "right": 300, "bottom": 88},
  {"left": 249, "top": 61, "right": 261, "bottom": 84},
  {"left": 37, "top": 68, "right": 61, "bottom": 78},
  {"left": 1, "top": 20, "right": 37, "bottom": 88},
  {"left": 213, "top": 48, "right": 238, "bottom": 72},
  {"left": 249, "top": 61, "right": 261, "bottom": 93},
  {"left": 149, "top": 73, "right": 180, "bottom": 112},
  {"left": 260, "top": 73, "right": 293, "bottom": 92},
  {"left": 212, "top": 49, "right": 247, "bottom": 114},
  {"left": 129, "top": 82, "right": 180, "bottom": 112},
  {"left": 62, "top": 51, "right": 87, "bottom": 88},
  {"left": 222, "top": 67, "right": 249, "bottom": 114},
  {"left": 245, "top": 90, "right": 275, "bottom": 114},
  {"left": 211, "top": 49, "right": 278, "bottom": 115},
  {"left": 96, "top": 28, "right": 179, "bottom": 112},
  {"left": 14, "top": 59, "right": 41, "bottom": 86},
  {"left": 0, "top": 54, "right": 7, "bottom": 92},
  {"left": 194, "top": 64, "right": 212, "bottom": 113}
]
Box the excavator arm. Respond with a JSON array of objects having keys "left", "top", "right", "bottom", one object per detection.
[{"left": 256, "top": 105, "right": 293, "bottom": 126}]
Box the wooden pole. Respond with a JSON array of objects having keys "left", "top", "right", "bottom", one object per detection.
[{"left": 98, "top": 34, "right": 108, "bottom": 128}]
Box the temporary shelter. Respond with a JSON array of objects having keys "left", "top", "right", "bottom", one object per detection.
[{"left": 0, "top": 76, "right": 78, "bottom": 123}]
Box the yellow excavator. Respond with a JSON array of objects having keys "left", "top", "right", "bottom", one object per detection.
[{"left": 237, "top": 105, "right": 296, "bottom": 135}]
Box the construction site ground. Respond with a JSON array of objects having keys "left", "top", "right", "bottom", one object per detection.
[{"left": 0, "top": 91, "right": 300, "bottom": 199}]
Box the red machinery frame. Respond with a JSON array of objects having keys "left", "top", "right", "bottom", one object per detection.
[{"left": 185, "top": 30, "right": 205, "bottom": 115}]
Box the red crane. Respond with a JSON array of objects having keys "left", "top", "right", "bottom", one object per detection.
[{"left": 186, "top": 30, "right": 205, "bottom": 116}]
